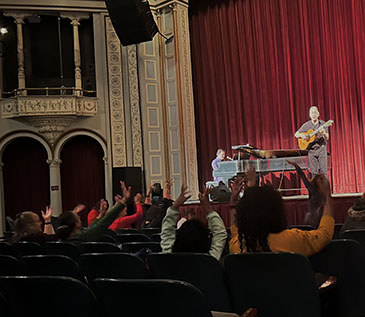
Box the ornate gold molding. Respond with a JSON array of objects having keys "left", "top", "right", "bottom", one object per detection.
[
  {"left": 0, "top": 96, "right": 97, "bottom": 145},
  {"left": 1, "top": 96, "right": 97, "bottom": 117},
  {"left": 127, "top": 45, "right": 143, "bottom": 167},
  {"left": 105, "top": 17, "right": 127, "bottom": 167},
  {"left": 179, "top": 5, "right": 199, "bottom": 197}
]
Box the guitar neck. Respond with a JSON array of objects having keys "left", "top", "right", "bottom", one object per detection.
[{"left": 309, "top": 123, "right": 326, "bottom": 137}]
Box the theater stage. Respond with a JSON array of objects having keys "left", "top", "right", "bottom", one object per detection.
[{"left": 180, "top": 194, "right": 360, "bottom": 228}]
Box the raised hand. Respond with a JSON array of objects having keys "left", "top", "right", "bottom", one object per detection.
[
  {"left": 172, "top": 185, "right": 192, "bottom": 210},
  {"left": 114, "top": 194, "right": 124, "bottom": 205},
  {"left": 245, "top": 166, "right": 257, "bottom": 187},
  {"left": 41, "top": 205, "right": 53, "bottom": 222},
  {"left": 286, "top": 160, "right": 299, "bottom": 167},
  {"left": 73, "top": 204, "right": 86, "bottom": 214},
  {"left": 316, "top": 174, "right": 331, "bottom": 200},
  {"left": 163, "top": 178, "right": 174, "bottom": 199},
  {"left": 230, "top": 177, "right": 245, "bottom": 205},
  {"left": 134, "top": 193, "right": 142, "bottom": 204},
  {"left": 198, "top": 186, "right": 213, "bottom": 213},
  {"left": 146, "top": 184, "right": 153, "bottom": 197},
  {"left": 120, "top": 181, "right": 132, "bottom": 201}
]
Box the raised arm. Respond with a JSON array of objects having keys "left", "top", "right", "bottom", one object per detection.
[
  {"left": 161, "top": 185, "right": 191, "bottom": 253},
  {"left": 287, "top": 160, "right": 312, "bottom": 190},
  {"left": 163, "top": 178, "right": 173, "bottom": 200},
  {"left": 199, "top": 187, "right": 227, "bottom": 260},
  {"left": 41, "top": 205, "right": 55, "bottom": 234}
]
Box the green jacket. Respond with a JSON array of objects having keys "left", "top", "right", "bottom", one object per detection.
[
  {"left": 69, "top": 202, "right": 124, "bottom": 242},
  {"left": 161, "top": 206, "right": 227, "bottom": 260}
]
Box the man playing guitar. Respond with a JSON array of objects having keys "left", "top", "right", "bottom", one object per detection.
[{"left": 295, "top": 105, "right": 330, "bottom": 177}]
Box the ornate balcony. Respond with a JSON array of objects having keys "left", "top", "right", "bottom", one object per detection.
[{"left": 1, "top": 92, "right": 97, "bottom": 145}]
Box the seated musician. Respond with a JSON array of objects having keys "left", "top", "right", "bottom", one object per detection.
[
  {"left": 295, "top": 105, "right": 329, "bottom": 177},
  {"left": 211, "top": 148, "right": 226, "bottom": 182}
]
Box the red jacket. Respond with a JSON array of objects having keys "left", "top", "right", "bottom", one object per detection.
[
  {"left": 87, "top": 209, "right": 99, "bottom": 227},
  {"left": 109, "top": 203, "right": 143, "bottom": 231}
]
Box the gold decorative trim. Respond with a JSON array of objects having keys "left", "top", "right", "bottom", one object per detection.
[
  {"left": 105, "top": 17, "right": 127, "bottom": 167},
  {"left": 157, "top": 12, "right": 171, "bottom": 179},
  {"left": 127, "top": 45, "right": 143, "bottom": 167},
  {"left": 179, "top": 5, "right": 199, "bottom": 197},
  {"left": 172, "top": 4, "right": 187, "bottom": 186}
]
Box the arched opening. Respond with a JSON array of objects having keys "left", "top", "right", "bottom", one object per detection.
[
  {"left": 2, "top": 137, "right": 50, "bottom": 227},
  {"left": 60, "top": 135, "right": 105, "bottom": 225}
]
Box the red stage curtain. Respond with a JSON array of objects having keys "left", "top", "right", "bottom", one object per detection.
[
  {"left": 189, "top": 0, "right": 365, "bottom": 194},
  {"left": 2, "top": 137, "right": 50, "bottom": 221},
  {"left": 60, "top": 135, "right": 105, "bottom": 224}
]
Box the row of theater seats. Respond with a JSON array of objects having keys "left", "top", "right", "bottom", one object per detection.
[
  {"left": 0, "top": 275, "right": 238, "bottom": 317},
  {"left": 1, "top": 239, "right": 365, "bottom": 316},
  {"left": 0, "top": 240, "right": 162, "bottom": 260}
]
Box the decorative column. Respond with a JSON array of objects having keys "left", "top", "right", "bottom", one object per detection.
[
  {"left": 15, "top": 16, "right": 26, "bottom": 96},
  {"left": 4, "top": 13, "right": 27, "bottom": 96},
  {"left": 47, "top": 159, "right": 63, "bottom": 217},
  {"left": 170, "top": 3, "right": 186, "bottom": 186},
  {"left": 0, "top": 162, "right": 4, "bottom": 237},
  {"left": 70, "top": 17, "right": 82, "bottom": 96},
  {"left": 103, "top": 156, "right": 113, "bottom": 205},
  {"left": 156, "top": 9, "right": 171, "bottom": 179}
]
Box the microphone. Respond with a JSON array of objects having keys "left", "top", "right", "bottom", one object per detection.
[{"left": 226, "top": 156, "right": 233, "bottom": 161}]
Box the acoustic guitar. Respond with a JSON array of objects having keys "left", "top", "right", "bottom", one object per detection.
[{"left": 298, "top": 120, "right": 334, "bottom": 150}]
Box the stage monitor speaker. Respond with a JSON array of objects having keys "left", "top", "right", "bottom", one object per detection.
[
  {"left": 210, "top": 183, "right": 231, "bottom": 203},
  {"left": 105, "top": 0, "right": 158, "bottom": 46},
  {"left": 112, "top": 167, "right": 144, "bottom": 199}
]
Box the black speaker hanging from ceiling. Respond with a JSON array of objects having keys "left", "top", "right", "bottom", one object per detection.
[{"left": 105, "top": 0, "right": 159, "bottom": 46}]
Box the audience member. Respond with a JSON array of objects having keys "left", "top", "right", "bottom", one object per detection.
[
  {"left": 161, "top": 185, "right": 227, "bottom": 260},
  {"left": 12, "top": 206, "right": 57, "bottom": 243},
  {"left": 56, "top": 181, "right": 129, "bottom": 243},
  {"left": 229, "top": 174, "right": 334, "bottom": 256},
  {"left": 287, "top": 160, "right": 325, "bottom": 228},
  {"left": 87, "top": 199, "right": 109, "bottom": 227},
  {"left": 339, "top": 193, "right": 365, "bottom": 235},
  {"left": 109, "top": 193, "right": 144, "bottom": 230},
  {"left": 142, "top": 179, "right": 173, "bottom": 229},
  {"left": 177, "top": 208, "right": 196, "bottom": 229}
]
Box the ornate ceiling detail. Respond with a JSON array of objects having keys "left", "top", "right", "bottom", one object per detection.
[{"left": 0, "top": 96, "right": 97, "bottom": 145}]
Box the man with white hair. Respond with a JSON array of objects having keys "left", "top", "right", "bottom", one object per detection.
[{"left": 295, "top": 105, "right": 329, "bottom": 176}]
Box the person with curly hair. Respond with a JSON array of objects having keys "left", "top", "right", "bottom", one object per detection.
[{"left": 229, "top": 174, "right": 334, "bottom": 257}]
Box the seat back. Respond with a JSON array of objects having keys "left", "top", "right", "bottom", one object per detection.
[
  {"left": 92, "top": 278, "right": 212, "bottom": 317},
  {"left": 21, "top": 255, "right": 86, "bottom": 282},
  {"left": 12, "top": 241, "right": 45, "bottom": 257},
  {"left": 147, "top": 253, "right": 231, "bottom": 312},
  {"left": 79, "top": 242, "right": 122, "bottom": 254},
  {"left": 0, "top": 255, "right": 22, "bottom": 275},
  {"left": 45, "top": 241, "right": 81, "bottom": 263},
  {"left": 333, "top": 223, "right": 343, "bottom": 239},
  {"left": 122, "top": 242, "right": 162, "bottom": 253},
  {"left": 139, "top": 228, "right": 161, "bottom": 236},
  {"left": 115, "top": 233, "right": 151, "bottom": 243},
  {"left": 310, "top": 239, "right": 365, "bottom": 317},
  {"left": 80, "top": 253, "right": 149, "bottom": 281},
  {"left": 150, "top": 233, "right": 161, "bottom": 242},
  {"left": 224, "top": 252, "right": 321, "bottom": 317},
  {"left": 288, "top": 225, "right": 315, "bottom": 231},
  {"left": 341, "top": 229, "right": 365, "bottom": 248},
  {"left": 0, "top": 276, "right": 99, "bottom": 317},
  {"left": 115, "top": 228, "right": 139, "bottom": 234},
  {"left": 0, "top": 242, "right": 16, "bottom": 257}
]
